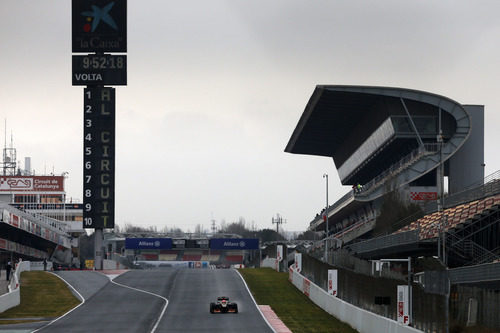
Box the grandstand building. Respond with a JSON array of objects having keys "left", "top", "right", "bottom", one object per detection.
[
  {"left": 286, "top": 86, "right": 499, "bottom": 267},
  {"left": 0, "top": 151, "right": 81, "bottom": 266}
]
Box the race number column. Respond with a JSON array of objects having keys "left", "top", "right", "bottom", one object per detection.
[{"left": 83, "top": 87, "right": 115, "bottom": 228}]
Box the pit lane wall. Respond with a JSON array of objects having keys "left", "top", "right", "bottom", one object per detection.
[
  {"left": 0, "top": 260, "right": 31, "bottom": 313},
  {"left": 288, "top": 266, "right": 423, "bottom": 333}
]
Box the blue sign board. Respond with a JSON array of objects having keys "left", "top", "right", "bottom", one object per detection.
[
  {"left": 125, "top": 238, "right": 172, "bottom": 250},
  {"left": 210, "top": 238, "right": 259, "bottom": 250}
]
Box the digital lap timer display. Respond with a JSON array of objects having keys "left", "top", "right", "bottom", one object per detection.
[
  {"left": 72, "top": 54, "right": 127, "bottom": 86},
  {"left": 81, "top": 55, "right": 125, "bottom": 69}
]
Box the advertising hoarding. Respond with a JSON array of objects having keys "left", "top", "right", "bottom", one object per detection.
[
  {"left": 72, "top": 0, "right": 127, "bottom": 52},
  {"left": 0, "top": 176, "right": 64, "bottom": 192},
  {"left": 397, "top": 285, "right": 410, "bottom": 325},
  {"left": 277, "top": 245, "right": 283, "bottom": 262},
  {"left": 125, "top": 238, "right": 172, "bottom": 250},
  {"left": 294, "top": 252, "right": 302, "bottom": 272},
  {"left": 209, "top": 238, "right": 259, "bottom": 250},
  {"left": 328, "top": 269, "right": 338, "bottom": 297}
]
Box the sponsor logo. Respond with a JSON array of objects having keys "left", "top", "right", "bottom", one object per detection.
[
  {"left": 224, "top": 241, "right": 241, "bottom": 247},
  {"left": 410, "top": 192, "right": 437, "bottom": 201},
  {"left": 81, "top": 2, "right": 118, "bottom": 33},
  {"left": 6, "top": 178, "right": 32, "bottom": 189}
]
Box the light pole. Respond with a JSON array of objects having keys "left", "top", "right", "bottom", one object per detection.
[{"left": 323, "top": 173, "right": 329, "bottom": 262}]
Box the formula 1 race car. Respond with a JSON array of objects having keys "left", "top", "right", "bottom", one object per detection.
[{"left": 210, "top": 296, "right": 238, "bottom": 313}]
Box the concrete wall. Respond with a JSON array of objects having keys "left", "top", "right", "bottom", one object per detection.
[{"left": 289, "top": 266, "right": 423, "bottom": 333}]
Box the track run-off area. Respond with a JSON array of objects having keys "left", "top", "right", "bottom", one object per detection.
[{"left": 1, "top": 269, "right": 276, "bottom": 333}]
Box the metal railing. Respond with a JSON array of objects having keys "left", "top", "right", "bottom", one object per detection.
[
  {"left": 0, "top": 202, "right": 69, "bottom": 236},
  {"left": 347, "top": 229, "right": 420, "bottom": 254},
  {"left": 355, "top": 143, "right": 440, "bottom": 197},
  {"left": 309, "top": 190, "right": 354, "bottom": 228},
  {"left": 446, "top": 231, "right": 500, "bottom": 266},
  {"left": 448, "top": 261, "right": 500, "bottom": 284}
]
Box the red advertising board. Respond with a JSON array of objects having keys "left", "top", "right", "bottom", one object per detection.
[
  {"left": 410, "top": 191, "right": 437, "bottom": 201},
  {"left": 0, "top": 176, "right": 64, "bottom": 192}
]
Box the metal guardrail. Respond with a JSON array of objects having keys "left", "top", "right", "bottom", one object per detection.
[
  {"left": 309, "top": 143, "right": 442, "bottom": 228},
  {"left": 355, "top": 143, "right": 439, "bottom": 197},
  {"left": 348, "top": 229, "right": 420, "bottom": 254},
  {"left": 448, "top": 261, "right": 500, "bottom": 284},
  {"left": 0, "top": 202, "right": 69, "bottom": 235},
  {"left": 309, "top": 190, "right": 353, "bottom": 227}
]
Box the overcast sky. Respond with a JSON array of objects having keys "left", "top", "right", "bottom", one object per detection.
[{"left": 0, "top": 1, "right": 499, "bottom": 233}]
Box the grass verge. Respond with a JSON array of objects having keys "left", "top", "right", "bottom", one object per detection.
[
  {"left": 0, "top": 271, "right": 80, "bottom": 324},
  {"left": 239, "top": 268, "right": 358, "bottom": 333}
]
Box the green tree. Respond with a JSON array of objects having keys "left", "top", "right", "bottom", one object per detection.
[{"left": 374, "top": 190, "right": 423, "bottom": 236}]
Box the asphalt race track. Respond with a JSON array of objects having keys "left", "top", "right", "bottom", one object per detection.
[
  {"left": 0, "top": 269, "right": 274, "bottom": 333},
  {"left": 155, "top": 269, "right": 274, "bottom": 333}
]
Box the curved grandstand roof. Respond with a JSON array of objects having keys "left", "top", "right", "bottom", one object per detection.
[{"left": 285, "top": 85, "right": 470, "bottom": 175}]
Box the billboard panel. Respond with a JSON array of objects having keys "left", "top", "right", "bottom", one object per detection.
[
  {"left": 72, "top": 0, "right": 127, "bottom": 52},
  {"left": 277, "top": 245, "right": 283, "bottom": 262},
  {"left": 0, "top": 176, "right": 64, "bottom": 192},
  {"left": 397, "top": 285, "right": 410, "bottom": 325},
  {"left": 294, "top": 252, "right": 302, "bottom": 272},
  {"left": 328, "top": 269, "right": 338, "bottom": 297},
  {"left": 125, "top": 238, "right": 172, "bottom": 250},
  {"left": 209, "top": 238, "right": 259, "bottom": 250}
]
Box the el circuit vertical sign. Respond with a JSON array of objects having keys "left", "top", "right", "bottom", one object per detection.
[{"left": 83, "top": 87, "right": 115, "bottom": 228}]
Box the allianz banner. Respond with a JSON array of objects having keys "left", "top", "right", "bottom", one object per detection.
[
  {"left": 125, "top": 238, "right": 172, "bottom": 250},
  {"left": 210, "top": 238, "right": 259, "bottom": 250}
]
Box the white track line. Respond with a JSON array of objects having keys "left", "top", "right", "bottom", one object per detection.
[
  {"left": 235, "top": 269, "right": 277, "bottom": 333},
  {"left": 109, "top": 279, "right": 169, "bottom": 333},
  {"left": 31, "top": 272, "right": 86, "bottom": 333}
]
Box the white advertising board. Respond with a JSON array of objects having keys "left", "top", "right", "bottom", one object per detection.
[
  {"left": 397, "top": 285, "right": 410, "bottom": 325},
  {"left": 328, "top": 269, "right": 338, "bottom": 296},
  {"left": 277, "top": 245, "right": 283, "bottom": 262},
  {"left": 294, "top": 252, "right": 302, "bottom": 272}
]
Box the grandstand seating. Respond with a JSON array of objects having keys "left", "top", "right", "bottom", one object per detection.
[
  {"left": 201, "top": 254, "right": 221, "bottom": 262},
  {"left": 160, "top": 250, "right": 178, "bottom": 254},
  {"left": 224, "top": 251, "right": 244, "bottom": 263},
  {"left": 397, "top": 194, "right": 500, "bottom": 239},
  {"left": 159, "top": 254, "right": 178, "bottom": 261},
  {"left": 141, "top": 253, "right": 158, "bottom": 260},
  {"left": 225, "top": 255, "right": 243, "bottom": 262},
  {"left": 182, "top": 251, "right": 202, "bottom": 261}
]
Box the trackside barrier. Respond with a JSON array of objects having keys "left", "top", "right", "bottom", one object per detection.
[
  {"left": 261, "top": 257, "right": 276, "bottom": 268},
  {"left": 0, "top": 261, "right": 31, "bottom": 313},
  {"left": 288, "top": 266, "right": 423, "bottom": 333}
]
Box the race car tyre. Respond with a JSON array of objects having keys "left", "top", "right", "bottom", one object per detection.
[{"left": 210, "top": 303, "right": 215, "bottom": 313}]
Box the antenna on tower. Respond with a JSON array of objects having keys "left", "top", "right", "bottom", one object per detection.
[
  {"left": 272, "top": 213, "right": 286, "bottom": 239},
  {"left": 2, "top": 120, "right": 16, "bottom": 176},
  {"left": 211, "top": 212, "right": 217, "bottom": 235}
]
